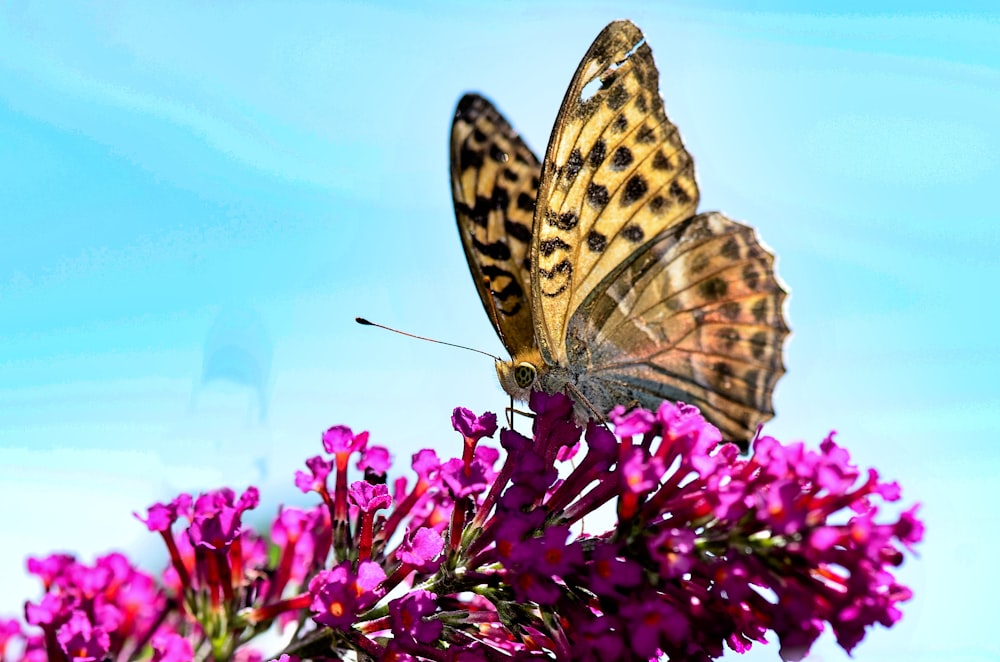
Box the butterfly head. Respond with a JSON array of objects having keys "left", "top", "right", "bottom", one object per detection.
[{"left": 495, "top": 348, "right": 544, "bottom": 400}]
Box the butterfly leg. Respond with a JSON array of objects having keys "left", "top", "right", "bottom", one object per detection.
[
  {"left": 505, "top": 400, "right": 535, "bottom": 430},
  {"left": 561, "top": 382, "right": 612, "bottom": 430}
]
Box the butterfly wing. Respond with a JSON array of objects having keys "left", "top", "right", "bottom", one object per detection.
[
  {"left": 567, "top": 212, "right": 789, "bottom": 446},
  {"left": 530, "top": 20, "right": 788, "bottom": 445},
  {"left": 531, "top": 20, "right": 700, "bottom": 366},
  {"left": 451, "top": 94, "right": 541, "bottom": 357}
]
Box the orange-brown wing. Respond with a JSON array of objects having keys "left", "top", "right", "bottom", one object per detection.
[
  {"left": 570, "top": 212, "right": 789, "bottom": 449},
  {"left": 451, "top": 94, "right": 541, "bottom": 357}
]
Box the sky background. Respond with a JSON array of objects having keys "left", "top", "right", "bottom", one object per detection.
[{"left": 1, "top": 2, "right": 998, "bottom": 660}]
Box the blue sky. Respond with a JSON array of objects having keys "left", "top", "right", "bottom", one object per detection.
[{"left": 1, "top": 2, "right": 998, "bottom": 659}]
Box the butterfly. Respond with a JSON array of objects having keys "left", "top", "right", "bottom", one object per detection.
[{"left": 450, "top": 20, "right": 789, "bottom": 448}]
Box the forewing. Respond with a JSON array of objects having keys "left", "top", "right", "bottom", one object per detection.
[
  {"left": 569, "top": 212, "right": 789, "bottom": 447},
  {"left": 451, "top": 94, "right": 541, "bottom": 357},
  {"left": 532, "top": 20, "right": 700, "bottom": 365}
]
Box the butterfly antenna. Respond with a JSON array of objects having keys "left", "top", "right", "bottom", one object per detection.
[{"left": 356, "top": 317, "right": 501, "bottom": 361}]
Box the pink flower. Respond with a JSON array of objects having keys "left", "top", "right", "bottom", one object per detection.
[
  {"left": 308, "top": 561, "right": 385, "bottom": 631},
  {"left": 451, "top": 407, "right": 498, "bottom": 443},
  {"left": 56, "top": 611, "right": 109, "bottom": 662},
  {"left": 151, "top": 632, "right": 194, "bottom": 662},
  {"left": 322, "top": 425, "right": 368, "bottom": 456}
]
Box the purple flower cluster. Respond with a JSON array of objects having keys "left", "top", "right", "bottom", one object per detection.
[
  {"left": 2, "top": 394, "right": 922, "bottom": 661},
  {"left": 12, "top": 552, "right": 172, "bottom": 661}
]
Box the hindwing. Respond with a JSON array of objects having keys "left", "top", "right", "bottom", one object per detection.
[{"left": 567, "top": 212, "right": 789, "bottom": 444}]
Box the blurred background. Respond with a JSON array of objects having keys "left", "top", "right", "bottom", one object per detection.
[{"left": 1, "top": 2, "right": 997, "bottom": 659}]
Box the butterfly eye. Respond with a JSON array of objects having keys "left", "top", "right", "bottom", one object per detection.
[{"left": 514, "top": 362, "right": 537, "bottom": 389}]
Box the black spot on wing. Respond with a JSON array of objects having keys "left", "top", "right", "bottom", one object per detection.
[
  {"left": 542, "top": 283, "right": 568, "bottom": 298},
  {"left": 501, "top": 169, "right": 519, "bottom": 183},
  {"left": 611, "top": 146, "right": 633, "bottom": 171},
  {"left": 517, "top": 192, "right": 535, "bottom": 212},
  {"left": 539, "top": 259, "right": 572, "bottom": 280},
  {"left": 635, "top": 124, "right": 656, "bottom": 144},
  {"left": 700, "top": 277, "right": 729, "bottom": 301},
  {"left": 492, "top": 186, "right": 509, "bottom": 213},
  {"left": 720, "top": 301, "right": 741, "bottom": 321},
  {"left": 576, "top": 96, "right": 601, "bottom": 123},
  {"left": 752, "top": 299, "right": 768, "bottom": 323},
  {"left": 472, "top": 237, "right": 511, "bottom": 260},
  {"left": 670, "top": 181, "right": 692, "bottom": 205},
  {"left": 612, "top": 114, "right": 628, "bottom": 133},
  {"left": 563, "top": 148, "right": 584, "bottom": 182},
  {"left": 459, "top": 146, "right": 484, "bottom": 172},
  {"left": 621, "top": 175, "right": 648, "bottom": 206},
  {"left": 587, "top": 183, "right": 609, "bottom": 210},
  {"left": 546, "top": 210, "right": 579, "bottom": 231},
  {"left": 587, "top": 230, "right": 607, "bottom": 253},
  {"left": 689, "top": 253, "right": 710, "bottom": 274},
  {"left": 588, "top": 139, "right": 607, "bottom": 168},
  {"left": 607, "top": 83, "right": 629, "bottom": 110},
  {"left": 456, "top": 186, "right": 511, "bottom": 229},
  {"left": 713, "top": 361, "right": 734, "bottom": 387},
  {"left": 622, "top": 224, "right": 644, "bottom": 243},
  {"left": 539, "top": 237, "right": 571, "bottom": 256},
  {"left": 718, "top": 327, "right": 740, "bottom": 349},
  {"left": 504, "top": 220, "right": 531, "bottom": 243},
  {"left": 652, "top": 151, "right": 671, "bottom": 170},
  {"left": 455, "top": 196, "right": 490, "bottom": 228},
  {"left": 721, "top": 237, "right": 740, "bottom": 260}
]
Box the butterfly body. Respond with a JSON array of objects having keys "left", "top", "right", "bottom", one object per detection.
[{"left": 453, "top": 21, "right": 789, "bottom": 447}]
